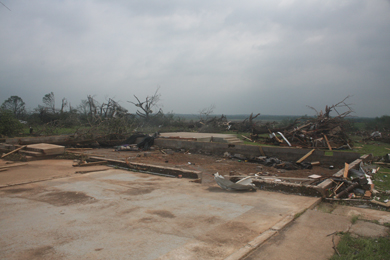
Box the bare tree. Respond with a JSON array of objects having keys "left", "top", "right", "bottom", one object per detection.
[
  {"left": 42, "top": 92, "right": 56, "bottom": 113},
  {"left": 100, "top": 98, "right": 128, "bottom": 118},
  {"left": 128, "top": 88, "right": 162, "bottom": 121},
  {"left": 307, "top": 96, "right": 354, "bottom": 119},
  {"left": 198, "top": 104, "right": 215, "bottom": 121}
]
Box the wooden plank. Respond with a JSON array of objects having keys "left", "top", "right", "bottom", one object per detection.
[
  {"left": 1, "top": 146, "right": 27, "bottom": 158},
  {"left": 296, "top": 149, "right": 315, "bottom": 164},
  {"left": 363, "top": 190, "right": 372, "bottom": 199},
  {"left": 241, "top": 135, "right": 253, "bottom": 142},
  {"left": 333, "top": 182, "right": 344, "bottom": 195},
  {"left": 323, "top": 135, "right": 332, "bottom": 151},
  {"left": 343, "top": 163, "right": 349, "bottom": 179},
  {"left": 370, "top": 200, "right": 390, "bottom": 208},
  {"left": 311, "top": 161, "right": 320, "bottom": 166}
]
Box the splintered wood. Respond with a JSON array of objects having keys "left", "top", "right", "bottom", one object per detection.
[{"left": 296, "top": 149, "right": 315, "bottom": 164}]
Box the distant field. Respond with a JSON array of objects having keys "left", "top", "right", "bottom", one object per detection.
[{"left": 173, "top": 114, "right": 314, "bottom": 122}]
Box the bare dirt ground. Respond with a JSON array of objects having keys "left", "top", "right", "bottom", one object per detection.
[{"left": 77, "top": 148, "right": 340, "bottom": 184}]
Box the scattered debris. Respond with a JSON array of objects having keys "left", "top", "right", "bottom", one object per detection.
[
  {"left": 248, "top": 97, "right": 354, "bottom": 149},
  {"left": 137, "top": 133, "right": 159, "bottom": 151},
  {"left": 327, "top": 164, "right": 375, "bottom": 200},
  {"left": 214, "top": 173, "right": 256, "bottom": 191},
  {"left": 296, "top": 149, "right": 315, "bottom": 164}
]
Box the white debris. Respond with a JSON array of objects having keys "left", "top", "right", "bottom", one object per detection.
[{"left": 213, "top": 173, "right": 256, "bottom": 191}]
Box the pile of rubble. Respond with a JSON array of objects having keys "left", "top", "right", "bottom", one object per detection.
[
  {"left": 326, "top": 164, "right": 375, "bottom": 199},
  {"left": 250, "top": 99, "right": 354, "bottom": 149},
  {"left": 363, "top": 131, "right": 390, "bottom": 144}
]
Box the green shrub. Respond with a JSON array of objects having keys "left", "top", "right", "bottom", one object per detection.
[{"left": 0, "top": 109, "right": 24, "bottom": 137}]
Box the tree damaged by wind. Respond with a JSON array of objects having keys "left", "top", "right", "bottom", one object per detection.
[{"left": 128, "top": 88, "right": 163, "bottom": 123}]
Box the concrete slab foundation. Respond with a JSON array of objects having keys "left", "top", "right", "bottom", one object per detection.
[{"left": 0, "top": 164, "right": 319, "bottom": 260}]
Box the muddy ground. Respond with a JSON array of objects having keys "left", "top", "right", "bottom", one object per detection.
[{"left": 74, "top": 148, "right": 340, "bottom": 184}]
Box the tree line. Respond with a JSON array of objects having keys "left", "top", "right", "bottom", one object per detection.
[{"left": 0, "top": 89, "right": 183, "bottom": 137}]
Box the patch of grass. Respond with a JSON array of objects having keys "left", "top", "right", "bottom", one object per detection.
[
  {"left": 350, "top": 135, "right": 390, "bottom": 156},
  {"left": 351, "top": 215, "right": 359, "bottom": 224},
  {"left": 330, "top": 233, "right": 390, "bottom": 260},
  {"left": 372, "top": 167, "right": 390, "bottom": 193},
  {"left": 316, "top": 202, "right": 337, "bottom": 213},
  {"left": 293, "top": 209, "right": 307, "bottom": 220},
  {"left": 55, "top": 152, "right": 80, "bottom": 160}
]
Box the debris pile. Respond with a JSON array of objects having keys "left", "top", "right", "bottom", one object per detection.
[
  {"left": 213, "top": 173, "right": 256, "bottom": 191},
  {"left": 254, "top": 156, "right": 313, "bottom": 170},
  {"left": 327, "top": 163, "right": 375, "bottom": 199},
  {"left": 250, "top": 98, "right": 354, "bottom": 149},
  {"left": 363, "top": 131, "right": 390, "bottom": 144}
]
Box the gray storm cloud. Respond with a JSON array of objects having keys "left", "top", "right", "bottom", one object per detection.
[{"left": 1, "top": 0, "right": 389, "bottom": 117}]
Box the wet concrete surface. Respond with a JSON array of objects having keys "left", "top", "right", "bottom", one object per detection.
[{"left": 0, "top": 165, "right": 319, "bottom": 260}]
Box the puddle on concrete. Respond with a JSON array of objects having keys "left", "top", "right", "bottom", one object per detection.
[
  {"left": 19, "top": 245, "right": 55, "bottom": 259},
  {"left": 37, "top": 191, "right": 97, "bottom": 206},
  {"left": 147, "top": 209, "right": 176, "bottom": 218},
  {"left": 124, "top": 187, "right": 155, "bottom": 196}
]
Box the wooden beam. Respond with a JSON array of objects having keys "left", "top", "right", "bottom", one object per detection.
[
  {"left": 296, "top": 149, "right": 315, "bottom": 164},
  {"left": 241, "top": 135, "right": 253, "bottom": 142},
  {"left": 343, "top": 163, "right": 349, "bottom": 179},
  {"left": 1, "top": 146, "right": 27, "bottom": 158},
  {"left": 324, "top": 135, "right": 332, "bottom": 151}
]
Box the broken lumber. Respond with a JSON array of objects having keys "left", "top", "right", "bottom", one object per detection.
[
  {"left": 241, "top": 135, "right": 253, "bottom": 142},
  {"left": 1, "top": 146, "right": 27, "bottom": 158},
  {"left": 370, "top": 200, "right": 390, "bottom": 208},
  {"left": 335, "top": 182, "right": 359, "bottom": 198},
  {"left": 343, "top": 163, "right": 349, "bottom": 179},
  {"left": 324, "top": 135, "right": 332, "bottom": 151},
  {"left": 296, "top": 149, "right": 315, "bottom": 164}
]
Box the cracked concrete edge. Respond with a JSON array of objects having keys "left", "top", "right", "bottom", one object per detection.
[
  {"left": 224, "top": 197, "right": 322, "bottom": 260},
  {"left": 224, "top": 230, "right": 278, "bottom": 260}
]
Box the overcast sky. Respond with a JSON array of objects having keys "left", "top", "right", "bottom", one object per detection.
[{"left": 1, "top": 0, "right": 389, "bottom": 117}]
